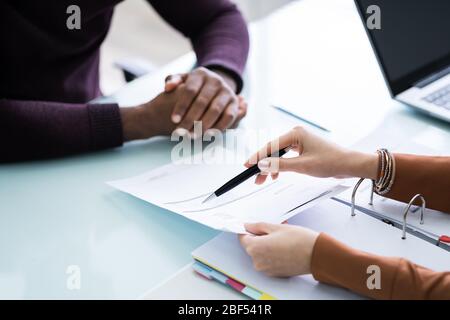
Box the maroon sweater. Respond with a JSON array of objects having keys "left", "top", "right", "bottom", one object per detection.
[{"left": 0, "top": 0, "right": 249, "bottom": 162}]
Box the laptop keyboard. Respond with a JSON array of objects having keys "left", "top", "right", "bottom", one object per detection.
[{"left": 423, "top": 84, "right": 450, "bottom": 110}]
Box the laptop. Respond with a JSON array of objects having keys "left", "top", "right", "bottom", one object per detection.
[{"left": 354, "top": 0, "right": 450, "bottom": 122}]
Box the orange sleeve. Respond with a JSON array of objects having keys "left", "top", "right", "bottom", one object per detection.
[
  {"left": 311, "top": 233, "right": 450, "bottom": 300},
  {"left": 385, "top": 154, "right": 450, "bottom": 213}
]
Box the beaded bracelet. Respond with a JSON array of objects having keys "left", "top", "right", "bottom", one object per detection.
[{"left": 374, "top": 149, "right": 396, "bottom": 195}]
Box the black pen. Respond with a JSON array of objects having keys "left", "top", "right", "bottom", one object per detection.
[{"left": 202, "top": 148, "right": 289, "bottom": 204}]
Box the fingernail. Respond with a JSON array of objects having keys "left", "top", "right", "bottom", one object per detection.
[
  {"left": 258, "top": 159, "right": 270, "bottom": 170},
  {"left": 169, "top": 75, "right": 181, "bottom": 83},
  {"left": 172, "top": 114, "right": 181, "bottom": 123}
]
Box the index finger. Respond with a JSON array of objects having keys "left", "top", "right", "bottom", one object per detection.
[
  {"left": 165, "top": 73, "right": 188, "bottom": 93},
  {"left": 171, "top": 73, "right": 204, "bottom": 124},
  {"left": 245, "top": 128, "right": 296, "bottom": 167}
]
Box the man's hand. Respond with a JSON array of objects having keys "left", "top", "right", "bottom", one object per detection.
[
  {"left": 165, "top": 67, "right": 247, "bottom": 133},
  {"left": 120, "top": 90, "right": 180, "bottom": 141},
  {"left": 239, "top": 223, "right": 319, "bottom": 277}
]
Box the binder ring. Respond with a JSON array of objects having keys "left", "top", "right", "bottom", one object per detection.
[
  {"left": 351, "top": 178, "right": 375, "bottom": 216},
  {"left": 402, "top": 194, "right": 426, "bottom": 240},
  {"left": 369, "top": 180, "right": 375, "bottom": 206}
]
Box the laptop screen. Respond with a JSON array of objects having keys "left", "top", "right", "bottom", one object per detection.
[{"left": 355, "top": 0, "right": 450, "bottom": 96}]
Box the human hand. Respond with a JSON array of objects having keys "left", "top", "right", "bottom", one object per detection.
[
  {"left": 245, "top": 126, "right": 379, "bottom": 185},
  {"left": 239, "top": 222, "right": 319, "bottom": 277},
  {"left": 120, "top": 90, "right": 179, "bottom": 141},
  {"left": 164, "top": 67, "right": 247, "bottom": 133}
]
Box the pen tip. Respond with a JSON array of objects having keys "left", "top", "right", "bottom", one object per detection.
[{"left": 202, "top": 193, "right": 216, "bottom": 204}]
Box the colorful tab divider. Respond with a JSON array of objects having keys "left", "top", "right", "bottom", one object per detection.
[{"left": 192, "top": 260, "right": 275, "bottom": 300}]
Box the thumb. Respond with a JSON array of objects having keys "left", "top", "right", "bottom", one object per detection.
[
  {"left": 257, "top": 157, "right": 298, "bottom": 174},
  {"left": 244, "top": 222, "right": 278, "bottom": 235},
  {"left": 164, "top": 74, "right": 187, "bottom": 92}
]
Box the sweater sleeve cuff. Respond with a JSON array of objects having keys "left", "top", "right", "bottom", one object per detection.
[
  {"left": 311, "top": 233, "right": 399, "bottom": 299},
  {"left": 311, "top": 233, "right": 345, "bottom": 285},
  {"left": 87, "top": 103, "right": 124, "bottom": 150},
  {"left": 203, "top": 61, "right": 244, "bottom": 94}
]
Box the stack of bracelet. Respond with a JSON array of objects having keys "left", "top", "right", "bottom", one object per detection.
[{"left": 374, "top": 148, "right": 396, "bottom": 195}]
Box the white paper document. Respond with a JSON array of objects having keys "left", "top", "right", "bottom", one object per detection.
[{"left": 108, "top": 149, "right": 347, "bottom": 233}]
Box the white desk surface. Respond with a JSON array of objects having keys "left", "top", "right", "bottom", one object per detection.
[{"left": 1, "top": 0, "right": 449, "bottom": 299}]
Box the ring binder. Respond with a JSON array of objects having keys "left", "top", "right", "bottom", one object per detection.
[
  {"left": 369, "top": 181, "right": 375, "bottom": 205},
  {"left": 402, "top": 194, "right": 426, "bottom": 240},
  {"left": 351, "top": 179, "right": 428, "bottom": 241},
  {"left": 351, "top": 178, "right": 374, "bottom": 216}
]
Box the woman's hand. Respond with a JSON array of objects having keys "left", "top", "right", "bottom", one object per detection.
[
  {"left": 239, "top": 223, "right": 319, "bottom": 277},
  {"left": 245, "top": 126, "right": 379, "bottom": 185}
]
